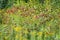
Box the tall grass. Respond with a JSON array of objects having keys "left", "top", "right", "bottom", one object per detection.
[{"left": 0, "top": 0, "right": 60, "bottom": 40}]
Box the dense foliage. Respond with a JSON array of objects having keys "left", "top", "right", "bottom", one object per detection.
[{"left": 0, "top": 0, "right": 60, "bottom": 40}]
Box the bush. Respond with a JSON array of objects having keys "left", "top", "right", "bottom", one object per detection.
[{"left": 0, "top": 0, "right": 15, "bottom": 9}]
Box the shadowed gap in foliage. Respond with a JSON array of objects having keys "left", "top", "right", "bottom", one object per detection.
[{"left": 0, "top": 0, "right": 8, "bottom": 9}]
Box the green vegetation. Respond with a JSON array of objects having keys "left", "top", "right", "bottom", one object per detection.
[{"left": 0, "top": 0, "right": 60, "bottom": 40}]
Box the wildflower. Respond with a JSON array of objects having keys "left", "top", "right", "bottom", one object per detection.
[
  {"left": 37, "top": 32, "right": 42, "bottom": 36},
  {"left": 6, "top": 6, "right": 18, "bottom": 14},
  {"left": 14, "top": 27, "right": 22, "bottom": 32},
  {"left": 33, "top": 15, "right": 39, "bottom": 19},
  {"left": 33, "top": 15, "right": 37, "bottom": 18}
]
